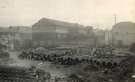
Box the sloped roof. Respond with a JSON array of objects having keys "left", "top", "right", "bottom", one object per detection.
[
  {"left": 32, "top": 18, "right": 84, "bottom": 28},
  {"left": 112, "top": 22, "right": 135, "bottom": 30}
]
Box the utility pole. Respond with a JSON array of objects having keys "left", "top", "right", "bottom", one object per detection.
[
  {"left": 114, "top": 14, "right": 117, "bottom": 25},
  {"left": 112, "top": 14, "right": 117, "bottom": 47}
]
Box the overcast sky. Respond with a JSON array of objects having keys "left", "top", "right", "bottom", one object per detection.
[{"left": 0, "top": 0, "right": 134, "bottom": 29}]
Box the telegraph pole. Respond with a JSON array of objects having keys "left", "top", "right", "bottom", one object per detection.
[
  {"left": 114, "top": 14, "right": 117, "bottom": 25},
  {"left": 112, "top": 14, "right": 117, "bottom": 47}
]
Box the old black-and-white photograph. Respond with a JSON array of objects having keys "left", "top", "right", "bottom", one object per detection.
[{"left": 0, "top": 0, "right": 135, "bottom": 82}]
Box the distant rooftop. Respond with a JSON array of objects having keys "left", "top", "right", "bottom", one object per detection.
[
  {"left": 113, "top": 22, "right": 135, "bottom": 29},
  {"left": 112, "top": 21, "right": 135, "bottom": 32},
  {"left": 32, "top": 17, "right": 85, "bottom": 28}
]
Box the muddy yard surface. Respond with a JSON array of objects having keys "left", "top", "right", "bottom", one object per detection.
[{"left": 5, "top": 51, "right": 75, "bottom": 78}]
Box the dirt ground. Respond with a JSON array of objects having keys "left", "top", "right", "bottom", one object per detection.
[{"left": 5, "top": 51, "right": 75, "bottom": 78}]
